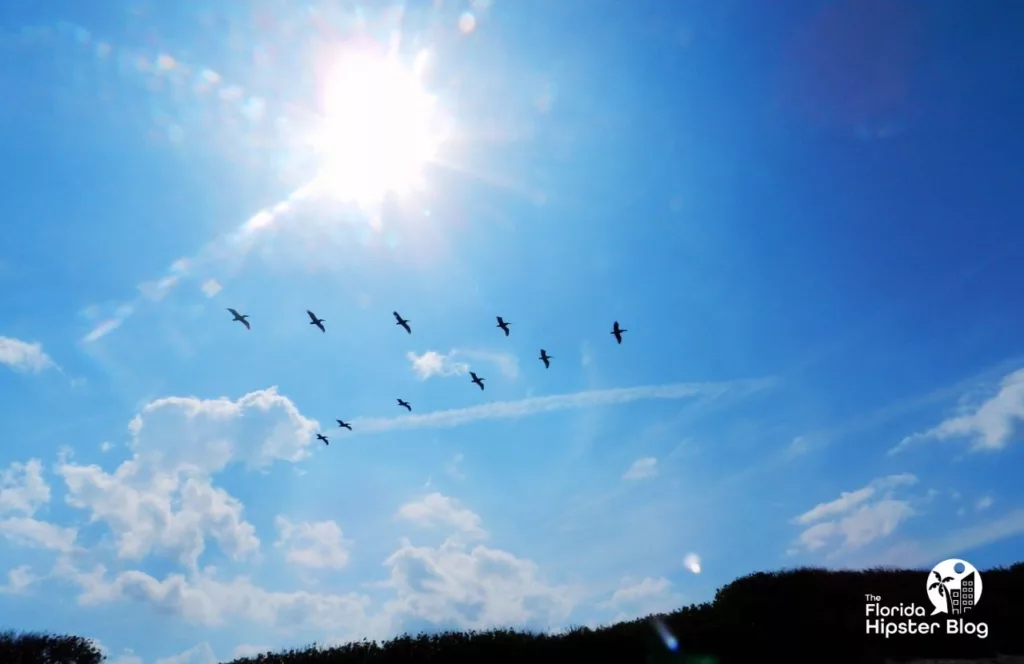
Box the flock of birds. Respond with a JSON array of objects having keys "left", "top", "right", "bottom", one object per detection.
[{"left": 225, "top": 307, "right": 629, "bottom": 446}]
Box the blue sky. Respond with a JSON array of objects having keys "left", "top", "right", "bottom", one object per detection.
[{"left": 1, "top": 0, "right": 1023, "bottom": 662}]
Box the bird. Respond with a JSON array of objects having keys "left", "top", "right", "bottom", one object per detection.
[
  {"left": 496, "top": 316, "right": 511, "bottom": 337},
  {"left": 611, "top": 320, "right": 627, "bottom": 344},
  {"left": 307, "top": 310, "right": 326, "bottom": 333},
  {"left": 397, "top": 398, "right": 412, "bottom": 412},
  {"left": 539, "top": 349, "right": 552, "bottom": 368},
  {"left": 316, "top": 433, "right": 329, "bottom": 446},
  {"left": 470, "top": 371, "right": 485, "bottom": 390},
  {"left": 226, "top": 308, "right": 250, "bottom": 330},
  {"left": 336, "top": 419, "right": 352, "bottom": 431},
  {"left": 393, "top": 311, "right": 411, "bottom": 334}
]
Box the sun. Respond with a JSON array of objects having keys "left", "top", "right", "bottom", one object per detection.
[{"left": 309, "top": 46, "right": 441, "bottom": 207}]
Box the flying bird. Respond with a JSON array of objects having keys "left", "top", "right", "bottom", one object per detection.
[
  {"left": 470, "top": 371, "right": 486, "bottom": 390},
  {"left": 307, "top": 310, "right": 326, "bottom": 333},
  {"left": 226, "top": 308, "right": 250, "bottom": 330},
  {"left": 393, "top": 311, "right": 411, "bottom": 334},
  {"left": 397, "top": 398, "right": 412, "bottom": 412},
  {"left": 611, "top": 320, "right": 627, "bottom": 344},
  {"left": 496, "top": 316, "right": 511, "bottom": 337},
  {"left": 336, "top": 419, "right": 352, "bottom": 431},
  {"left": 316, "top": 433, "right": 329, "bottom": 446},
  {"left": 539, "top": 349, "right": 552, "bottom": 368}
]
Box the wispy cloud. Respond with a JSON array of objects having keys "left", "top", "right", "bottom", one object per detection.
[
  {"left": 789, "top": 474, "right": 920, "bottom": 557},
  {"left": 0, "top": 337, "right": 57, "bottom": 373},
  {"left": 890, "top": 366, "right": 1024, "bottom": 455},
  {"left": 622, "top": 457, "right": 658, "bottom": 481},
  {"left": 80, "top": 183, "right": 317, "bottom": 344},
  {"left": 406, "top": 349, "right": 520, "bottom": 381},
  {"left": 352, "top": 378, "right": 774, "bottom": 434},
  {"left": 863, "top": 509, "right": 1024, "bottom": 568}
]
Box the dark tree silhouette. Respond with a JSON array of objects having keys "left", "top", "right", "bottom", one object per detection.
[{"left": 9, "top": 561, "right": 1023, "bottom": 664}]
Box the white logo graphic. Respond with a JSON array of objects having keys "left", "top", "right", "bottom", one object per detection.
[{"left": 927, "top": 558, "right": 983, "bottom": 616}]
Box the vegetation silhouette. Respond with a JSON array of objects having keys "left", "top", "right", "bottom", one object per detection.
[{"left": 4, "top": 562, "right": 1021, "bottom": 663}]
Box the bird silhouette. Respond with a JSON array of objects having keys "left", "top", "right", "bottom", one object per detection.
[
  {"left": 393, "top": 311, "right": 411, "bottom": 334},
  {"left": 316, "top": 433, "right": 329, "bottom": 446},
  {"left": 496, "top": 316, "right": 511, "bottom": 336},
  {"left": 470, "top": 371, "right": 486, "bottom": 390},
  {"left": 226, "top": 308, "right": 250, "bottom": 330},
  {"left": 307, "top": 310, "right": 326, "bottom": 333},
  {"left": 336, "top": 419, "right": 352, "bottom": 431},
  {"left": 539, "top": 349, "right": 552, "bottom": 368},
  {"left": 397, "top": 398, "right": 412, "bottom": 412},
  {"left": 611, "top": 321, "right": 627, "bottom": 344}
]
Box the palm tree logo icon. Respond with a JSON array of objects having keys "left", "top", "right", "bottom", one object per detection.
[
  {"left": 926, "top": 558, "right": 983, "bottom": 616},
  {"left": 929, "top": 569, "right": 955, "bottom": 615}
]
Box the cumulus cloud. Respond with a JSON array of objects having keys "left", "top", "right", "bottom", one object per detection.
[
  {"left": 48, "top": 490, "right": 574, "bottom": 643},
  {"left": 682, "top": 552, "right": 701, "bottom": 574},
  {"left": 622, "top": 457, "right": 658, "bottom": 481},
  {"left": 0, "top": 336, "right": 56, "bottom": 372},
  {"left": 396, "top": 493, "right": 486, "bottom": 541},
  {"left": 891, "top": 367, "right": 1024, "bottom": 454},
  {"left": 275, "top": 517, "right": 352, "bottom": 569},
  {"left": 49, "top": 387, "right": 317, "bottom": 570},
  {"left": 789, "top": 473, "right": 919, "bottom": 556},
  {"left": 0, "top": 459, "right": 77, "bottom": 552}
]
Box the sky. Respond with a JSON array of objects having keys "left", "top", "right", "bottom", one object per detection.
[{"left": 1, "top": 0, "right": 1023, "bottom": 662}]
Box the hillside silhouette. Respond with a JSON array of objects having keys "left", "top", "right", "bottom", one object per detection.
[{"left": 4, "top": 562, "right": 1022, "bottom": 664}]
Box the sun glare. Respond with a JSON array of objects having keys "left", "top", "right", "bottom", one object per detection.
[{"left": 311, "top": 48, "right": 441, "bottom": 206}]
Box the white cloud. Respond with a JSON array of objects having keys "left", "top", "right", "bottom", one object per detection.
[
  {"left": 49, "top": 492, "right": 574, "bottom": 642},
  {"left": 57, "top": 459, "right": 258, "bottom": 568},
  {"left": 622, "top": 457, "right": 658, "bottom": 481},
  {"left": 0, "top": 516, "right": 77, "bottom": 551},
  {"left": 200, "top": 279, "right": 222, "bottom": 297},
  {"left": 790, "top": 474, "right": 919, "bottom": 556},
  {"left": 406, "top": 349, "right": 524, "bottom": 382},
  {"left": 379, "top": 536, "right": 575, "bottom": 634},
  {"left": 125, "top": 386, "right": 320, "bottom": 472},
  {"left": 0, "top": 459, "right": 50, "bottom": 514},
  {"left": 407, "top": 351, "right": 470, "bottom": 380},
  {"left": 46, "top": 388, "right": 318, "bottom": 570},
  {"left": 353, "top": 378, "right": 773, "bottom": 434},
  {"left": 0, "top": 336, "right": 56, "bottom": 372},
  {"left": 976, "top": 496, "right": 994, "bottom": 511},
  {"left": 682, "top": 552, "right": 701, "bottom": 574},
  {"left": 396, "top": 493, "right": 486, "bottom": 540},
  {"left": 275, "top": 517, "right": 352, "bottom": 569},
  {"left": 0, "top": 565, "right": 35, "bottom": 594},
  {"left": 891, "top": 367, "right": 1024, "bottom": 454},
  {"left": 0, "top": 458, "right": 77, "bottom": 552},
  {"left": 100, "top": 441, "right": 114, "bottom": 453}
]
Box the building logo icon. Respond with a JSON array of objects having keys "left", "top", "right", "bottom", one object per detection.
[{"left": 927, "top": 558, "right": 983, "bottom": 616}]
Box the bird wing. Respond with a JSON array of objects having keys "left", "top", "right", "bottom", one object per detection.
[
  {"left": 227, "top": 308, "right": 239, "bottom": 316},
  {"left": 393, "top": 311, "right": 402, "bottom": 322},
  {"left": 241, "top": 319, "right": 250, "bottom": 330},
  {"left": 307, "top": 310, "right": 317, "bottom": 322}
]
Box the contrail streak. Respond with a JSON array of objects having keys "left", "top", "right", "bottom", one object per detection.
[{"left": 350, "top": 378, "right": 776, "bottom": 434}]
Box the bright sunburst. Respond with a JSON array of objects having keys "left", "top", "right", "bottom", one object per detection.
[{"left": 310, "top": 45, "right": 441, "bottom": 207}]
